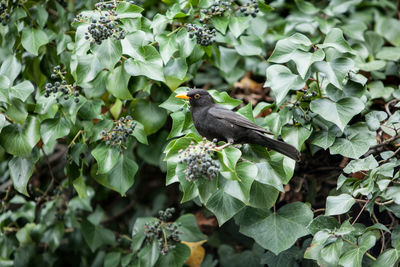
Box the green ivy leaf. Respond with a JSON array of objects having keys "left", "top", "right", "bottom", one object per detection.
[
  {"left": 94, "top": 155, "right": 138, "bottom": 196},
  {"left": 106, "top": 65, "right": 133, "bottom": 100},
  {"left": 91, "top": 144, "right": 120, "bottom": 174},
  {"left": 71, "top": 54, "right": 103, "bottom": 83},
  {"left": 40, "top": 117, "right": 71, "bottom": 144},
  {"left": 269, "top": 33, "right": 324, "bottom": 78},
  {"left": 240, "top": 202, "right": 313, "bottom": 255},
  {"left": 10, "top": 81, "right": 34, "bottom": 102},
  {"left": 131, "top": 99, "right": 168, "bottom": 135},
  {"left": 313, "top": 58, "right": 354, "bottom": 89},
  {"left": 0, "top": 116, "right": 40, "bottom": 156},
  {"left": 330, "top": 134, "right": 371, "bottom": 159},
  {"left": 176, "top": 214, "right": 207, "bottom": 242},
  {"left": 235, "top": 35, "right": 263, "bottom": 56},
  {"left": 21, "top": 28, "right": 49, "bottom": 56},
  {"left": 265, "top": 65, "right": 305, "bottom": 106},
  {"left": 156, "top": 34, "right": 178, "bottom": 64},
  {"left": 338, "top": 231, "right": 377, "bottom": 267},
  {"left": 92, "top": 39, "right": 122, "bottom": 70},
  {"left": 73, "top": 175, "right": 88, "bottom": 198},
  {"left": 206, "top": 190, "right": 245, "bottom": 225},
  {"left": 81, "top": 219, "right": 115, "bottom": 252},
  {"left": 229, "top": 16, "right": 250, "bottom": 38},
  {"left": 9, "top": 155, "right": 38, "bottom": 196},
  {"left": 155, "top": 243, "right": 190, "bottom": 267},
  {"left": 318, "top": 28, "right": 352, "bottom": 53},
  {"left": 325, "top": 193, "right": 355, "bottom": 215},
  {"left": 124, "top": 46, "right": 165, "bottom": 82},
  {"left": 310, "top": 97, "right": 364, "bottom": 132},
  {"left": 281, "top": 125, "right": 313, "bottom": 150},
  {"left": 211, "top": 15, "right": 230, "bottom": 34},
  {"left": 310, "top": 126, "right": 339, "bottom": 150},
  {"left": 116, "top": 2, "right": 143, "bottom": 18}
]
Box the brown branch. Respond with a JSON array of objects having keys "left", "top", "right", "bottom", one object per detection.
[{"left": 352, "top": 199, "right": 369, "bottom": 226}]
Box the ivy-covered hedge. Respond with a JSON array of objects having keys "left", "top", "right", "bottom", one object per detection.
[{"left": 0, "top": 0, "right": 400, "bottom": 266}]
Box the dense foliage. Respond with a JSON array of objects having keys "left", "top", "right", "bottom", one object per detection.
[{"left": 0, "top": 0, "right": 400, "bottom": 266}]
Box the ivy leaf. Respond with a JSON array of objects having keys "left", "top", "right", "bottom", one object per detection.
[
  {"left": 91, "top": 144, "right": 120, "bottom": 174},
  {"left": 229, "top": 16, "right": 250, "bottom": 38},
  {"left": 131, "top": 99, "right": 168, "bottom": 135},
  {"left": 10, "top": 81, "right": 34, "bottom": 102},
  {"left": 338, "top": 231, "right": 377, "bottom": 267},
  {"left": 318, "top": 28, "right": 352, "bottom": 53},
  {"left": 21, "top": 28, "right": 49, "bottom": 56},
  {"left": 92, "top": 39, "right": 122, "bottom": 70},
  {"left": 94, "top": 155, "right": 138, "bottom": 196},
  {"left": 265, "top": 65, "right": 305, "bottom": 106},
  {"left": 106, "top": 65, "right": 133, "bottom": 100},
  {"left": 155, "top": 243, "right": 191, "bottom": 267},
  {"left": 313, "top": 58, "right": 354, "bottom": 89},
  {"left": 310, "top": 97, "right": 364, "bottom": 132},
  {"left": 309, "top": 126, "right": 339, "bottom": 150},
  {"left": 124, "top": 46, "right": 165, "bottom": 82},
  {"left": 156, "top": 34, "right": 178, "bottom": 64},
  {"left": 343, "top": 155, "right": 379, "bottom": 174},
  {"left": 240, "top": 202, "right": 313, "bottom": 255},
  {"left": 176, "top": 29, "right": 196, "bottom": 58},
  {"left": 0, "top": 116, "right": 40, "bottom": 156},
  {"left": 325, "top": 194, "right": 355, "bottom": 215},
  {"left": 40, "top": 117, "right": 71, "bottom": 144},
  {"left": 235, "top": 35, "right": 263, "bottom": 56},
  {"left": 206, "top": 190, "right": 245, "bottom": 225},
  {"left": 131, "top": 121, "right": 148, "bottom": 145},
  {"left": 281, "top": 125, "right": 313, "bottom": 150},
  {"left": 176, "top": 214, "right": 207, "bottom": 242},
  {"left": 71, "top": 54, "right": 103, "bottom": 84},
  {"left": 164, "top": 58, "right": 188, "bottom": 90},
  {"left": 115, "top": 2, "right": 143, "bottom": 18},
  {"left": 269, "top": 33, "right": 324, "bottom": 78},
  {"left": 9, "top": 155, "right": 38, "bottom": 196},
  {"left": 365, "top": 111, "right": 387, "bottom": 131},
  {"left": 81, "top": 219, "right": 115, "bottom": 252},
  {"left": 211, "top": 15, "right": 230, "bottom": 34},
  {"left": 375, "top": 17, "right": 400, "bottom": 47},
  {"left": 295, "top": 0, "right": 320, "bottom": 15},
  {"left": 330, "top": 134, "right": 371, "bottom": 159}
]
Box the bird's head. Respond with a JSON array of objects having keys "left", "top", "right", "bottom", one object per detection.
[{"left": 175, "top": 89, "right": 215, "bottom": 107}]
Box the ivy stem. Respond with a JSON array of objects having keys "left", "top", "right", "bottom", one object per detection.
[
  {"left": 352, "top": 199, "right": 369, "bottom": 226},
  {"left": 68, "top": 130, "right": 83, "bottom": 147},
  {"left": 315, "top": 72, "right": 321, "bottom": 97},
  {"left": 340, "top": 237, "right": 377, "bottom": 261},
  {"left": 149, "top": 26, "right": 183, "bottom": 46}
]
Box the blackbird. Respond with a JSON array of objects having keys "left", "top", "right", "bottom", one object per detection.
[{"left": 176, "top": 89, "right": 301, "bottom": 161}]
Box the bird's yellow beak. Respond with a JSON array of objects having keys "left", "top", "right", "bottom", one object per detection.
[{"left": 175, "top": 93, "right": 190, "bottom": 100}]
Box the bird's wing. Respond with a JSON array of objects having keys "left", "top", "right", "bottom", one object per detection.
[{"left": 208, "top": 105, "right": 270, "bottom": 134}]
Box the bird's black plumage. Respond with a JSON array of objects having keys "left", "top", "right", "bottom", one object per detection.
[{"left": 176, "top": 89, "right": 301, "bottom": 161}]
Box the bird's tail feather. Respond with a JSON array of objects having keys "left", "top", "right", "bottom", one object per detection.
[{"left": 255, "top": 132, "right": 301, "bottom": 161}]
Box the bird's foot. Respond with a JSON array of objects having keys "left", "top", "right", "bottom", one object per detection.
[{"left": 213, "top": 142, "right": 233, "bottom": 151}]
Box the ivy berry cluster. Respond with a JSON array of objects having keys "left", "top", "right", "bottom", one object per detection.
[
  {"left": 199, "top": 0, "right": 232, "bottom": 23},
  {"left": 187, "top": 24, "right": 217, "bottom": 46},
  {"left": 144, "top": 208, "right": 183, "bottom": 255},
  {"left": 240, "top": 0, "right": 259, "bottom": 17},
  {"left": 44, "top": 65, "right": 80, "bottom": 103},
  {"left": 100, "top": 116, "right": 136, "bottom": 146},
  {"left": 74, "top": 0, "right": 126, "bottom": 45},
  {"left": 179, "top": 138, "right": 220, "bottom": 181},
  {"left": 0, "top": 1, "right": 10, "bottom": 26}
]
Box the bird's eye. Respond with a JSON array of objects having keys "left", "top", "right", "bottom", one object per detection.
[{"left": 194, "top": 94, "right": 200, "bottom": 99}]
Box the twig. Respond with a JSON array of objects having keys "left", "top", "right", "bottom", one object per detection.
[
  {"left": 371, "top": 212, "right": 385, "bottom": 254},
  {"left": 378, "top": 146, "right": 400, "bottom": 164},
  {"left": 352, "top": 199, "right": 369, "bottom": 226},
  {"left": 0, "top": 180, "right": 13, "bottom": 192},
  {"left": 371, "top": 134, "right": 400, "bottom": 149},
  {"left": 374, "top": 199, "right": 395, "bottom": 206},
  {"left": 68, "top": 130, "right": 83, "bottom": 148},
  {"left": 384, "top": 99, "right": 399, "bottom": 116},
  {"left": 312, "top": 208, "right": 325, "bottom": 213}
]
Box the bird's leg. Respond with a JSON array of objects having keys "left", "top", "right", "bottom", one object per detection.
[{"left": 213, "top": 140, "right": 234, "bottom": 151}]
